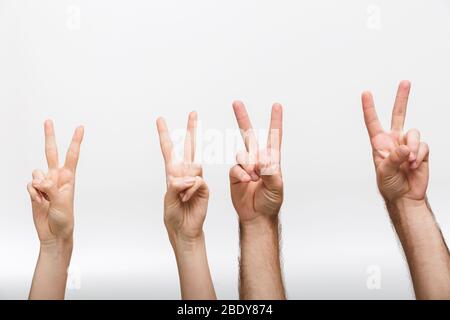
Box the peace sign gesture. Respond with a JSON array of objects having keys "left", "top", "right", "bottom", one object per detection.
[
  {"left": 230, "top": 101, "right": 283, "bottom": 224},
  {"left": 27, "top": 120, "right": 84, "bottom": 243},
  {"left": 157, "top": 112, "right": 209, "bottom": 243},
  {"left": 362, "top": 81, "right": 429, "bottom": 203}
]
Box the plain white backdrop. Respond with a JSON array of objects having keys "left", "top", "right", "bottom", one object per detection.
[{"left": 0, "top": 0, "right": 449, "bottom": 299}]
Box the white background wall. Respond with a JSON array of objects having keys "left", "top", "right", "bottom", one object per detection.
[{"left": 0, "top": 0, "right": 449, "bottom": 299}]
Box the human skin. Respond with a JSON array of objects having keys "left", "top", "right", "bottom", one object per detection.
[
  {"left": 27, "top": 120, "right": 84, "bottom": 300},
  {"left": 229, "top": 101, "right": 286, "bottom": 300},
  {"left": 156, "top": 112, "right": 216, "bottom": 300},
  {"left": 362, "top": 80, "right": 450, "bottom": 299}
]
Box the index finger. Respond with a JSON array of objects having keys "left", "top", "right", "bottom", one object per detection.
[
  {"left": 183, "top": 111, "right": 197, "bottom": 163},
  {"left": 232, "top": 101, "right": 258, "bottom": 154},
  {"left": 391, "top": 80, "right": 411, "bottom": 132},
  {"left": 267, "top": 103, "right": 282, "bottom": 151},
  {"left": 64, "top": 126, "right": 84, "bottom": 172},
  {"left": 361, "top": 91, "right": 384, "bottom": 139},
  {"left": 44, "top": 120, "right": 59, "bottom": 169},
  {"left": 156, "top": 117, "right": 174, "bottom": 164}
]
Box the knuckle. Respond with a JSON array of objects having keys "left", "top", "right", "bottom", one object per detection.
[
  {"left": 408, "top": 128, "right": 420, "bottom": 135},
  {"left": 167, "top": 178, "right": 177, "bottom": 189},
  {"left": 195, "top": 176, "right": 203, "bottom": 184}
]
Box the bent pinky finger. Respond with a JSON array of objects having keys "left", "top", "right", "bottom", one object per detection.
[
  {"left": 182, "top": 176, "right": 208, "bottom": 202},
  {"left": 27, "top": 183, "right": 42, "bottom": 204},
  {"left": 411, "top": 142, "right": 429, "bottom": 169}
]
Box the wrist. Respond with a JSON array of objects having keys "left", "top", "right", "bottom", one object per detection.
[
  {"left": 240, "top": 214, "right": 279, "bottom": 231},
  {"left": 39, "top": 238, "right": 73, "bottom": 264},
  {"left": 385, "top": 197, "right": 432, "bottom": 227},
  {"left": 169, "top": 231, "right": 206, "bottom": 254},
  {"left": 240, "top": 215, "right": 280, "bottom": 245},
  {"left": 389, "top": 197, "right": 427, "bottom": 209}
]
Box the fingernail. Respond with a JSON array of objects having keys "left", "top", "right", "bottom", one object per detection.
[
  {"left": 32, "top": 179, "right": 42, "bottom": 185},
  {"left": 182, "top": 194, "right": 189, "bottom": 202},
  {"left": 410, "top": 161, "right": 418, "bottom": 169},
  {"left": 241, "top": 173, "right": 251, "bottom": 182},
  {"left": 250, "top": 173, "right": 259, "bottom": 181},
  {"left": 184, "top": 177, "right": 196, "bottom": 184}
]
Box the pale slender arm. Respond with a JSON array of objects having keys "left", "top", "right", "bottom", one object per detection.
[
  {"left": 239, "top": 217, "right": 286, "bottom": 300},
  {"left": 157, "top": 114, "right": 216, "bottom": 300},
  {"left": 29, "top": 239, "right": 72, "bottom": 300},
  {"left": 388, "top": 198, "right": 450, "bottom": 300},
  {"left": 171, "top": 233, "right": 216, "bottom": 300},
  {"left": 27, "top": 121, "right": 83, "bottom": 300}
]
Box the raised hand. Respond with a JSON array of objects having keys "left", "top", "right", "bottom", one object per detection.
[
  {"left": 230, "top": 101, "right": 286, "bottom": 300},
  {"left": 157, "top": 112, "right": 215, "bottom": 300},
  {"left": 362, "top": 82, "right": 450, "bottom": 300},
  {"left": 157, "top": 112, "right": 209, "bottom": 243},
  {"left": 230, "top": 101, "right": 283, "bottom": 224},
  {"left": 27, "top": 120, "right": 84, "bottom": 244},
  {"left": 27, "top": 120, "right": 84, "bottom": 300},
  {"left": 362, "top": 81, "right": 429, "bottom": 204}
]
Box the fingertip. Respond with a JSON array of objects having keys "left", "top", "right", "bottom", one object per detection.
[
  {"left": 241, "top": 172, "right": 252, "bottom": 182},
  {"left": 272, "top": 103, "right": 282, "bottom": 112},
  {"left": 399, "top": 80, "right": 411, "bottom": 89},
  {"left": 181, "top": 193, "right": 190, "bottom": 202},
  {"left": 35, "top": 196, "right": 42, "bottom": 204},
  {"left": 156, "top": 117, "right": 168, "bottom": 132},
  {"left": 44, "top": 119, "right": 54, "bottom": 132},
  {"left": 183, "top": 177, "right": 196, "bottom": 185},
  {"left": 250, "top": 172, "right": 260, "bottom": 182},
  {"left": 407, "top": 128, "right": 420, "bottom": 135},
  {"left": 75, "top": 126, "right": 85, "bottom": 141},
  {"left": 361, "top": 91, "right": 372, "bottom": 99},
  {"left": 361, "top": 91, "right": 374, "bottom": 108},
  {"left": 189, "top": 111, "right": 198, "bottom": 120},
  {"left": 232, "top": 100, "right": 244, "bottom": 111},
  {"left": 397, "top": 145, "right": 411, "bottom": 158}
]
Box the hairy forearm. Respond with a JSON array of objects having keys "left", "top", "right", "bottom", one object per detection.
[
  {"left": 29, "top": 239, "right": 73, "bottom": 300},
  {"left": 171, "top": 232, "right": 216, "bottom": 300},
  {"left": 387, "top": 198, "right": 450, "bottom": 300},
  {"left": 239, "top": 216, "right": 286, "bottom": 300}
]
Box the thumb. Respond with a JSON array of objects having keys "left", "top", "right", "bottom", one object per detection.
[
  {"left": 166, "top": 176, "right": 196, "bottom": 202},
  {"left": 32, "top": 178, "right": 58, "bottom": 201},
  {"left": 257, "top": 149, "right": 283, "bottom": 191},
  {"left": 379, "top": 145, "right": 410, "bottom": 177},
  {"left": 180, "top": 176, "right": 209, "bottom": 202}
]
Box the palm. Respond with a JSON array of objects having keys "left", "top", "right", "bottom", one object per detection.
[
  {"left": 362, "top": 81, "right": 429, "bottom": 203},
  {"left": 28, "top": 120, "right": 84, "bottom": 243},
  {"left": 231, "top": 180, "right": 259, "bottom": 221},
  {"left": 232, "top": 176, "right": 283, "bottom": 222},
  {"left": 157, "top": 112, "right": 209, "bottom": 241},
  {"left": 164, "top": 163, "right": 208, "bottom": 238},
  {"left": 33, "top": 169, "right": 75, "bottom": 241},
  {"left": 230, "top": 102, "right": 283, "bottom": 223}
]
